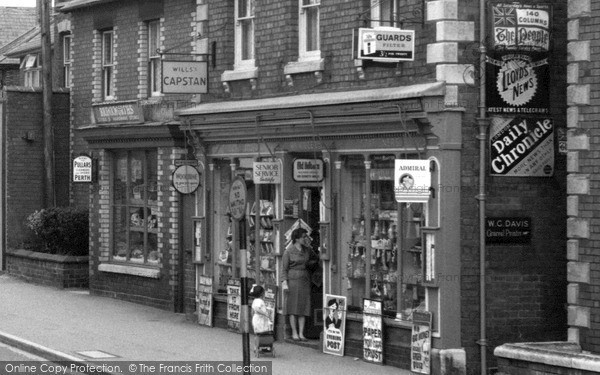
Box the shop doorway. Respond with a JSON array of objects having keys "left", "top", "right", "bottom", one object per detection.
[{"left": 299, "top": 186, "right": 323, "bottom": 339}]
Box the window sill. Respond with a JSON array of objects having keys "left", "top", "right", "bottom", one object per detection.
[
  {"left": 221, "top": 67, "right": 258, "bottom": 92},
  {"left": 283, "top": 58, "right": 325, "bottom": 86},
  {"left": 98, "top": 262, "right": 160, "bottom": 279}
]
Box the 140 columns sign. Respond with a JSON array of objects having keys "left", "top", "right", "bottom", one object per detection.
[{"left": 490, "top": 117, "right": 554, "bottom": 176}]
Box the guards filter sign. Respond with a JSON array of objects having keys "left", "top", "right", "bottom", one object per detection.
[
  {"left": 358, "top": 27, "right": 414, "bottom": 61},
  {"left": 490, "top": 117, "right": 554, "bottom": 176}
]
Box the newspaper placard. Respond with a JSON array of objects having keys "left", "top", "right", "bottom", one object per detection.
[
  {"left": 491, "top": 2, "right": 551, "bottom": 52},
  {"left": 323, "top": 295, "right": 347, "bottom": 356},
  {"left": 226, "top": 279, "right": 241, "bottom": 332},
  {"left": 489, "top": 117, "right": 554, "bottom": 176},
  {"left": 363, "top": 299, "right": 384, "bottom": 364},
  {"left": 197, "top": 275, "right": 213, "bottom": 327},
  {"left": 411, "top": 310, "right": 432, "bottom": 374},
  {"left": 263, "top": 285, "right": 278, "bottom": 332}
]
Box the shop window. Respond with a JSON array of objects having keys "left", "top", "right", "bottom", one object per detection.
[
  {"left": 214, "top": 158, "right": 280, "bottom": 292},
  {"left": 342, "top": 154, "right": 428, "bottom": 319},
  {"left": 147, "top": 20, "right": 161, "bottom": 96},
  {"left": 112, "top": 150, "right": 159, "bottom": 265},
  {"left": 234, "top": 0, "right": 255, "bottom": 70},
  {"left": 22, "top": 54, "right": 41, "bottom": 87},
  {"left": 62, "top": 35, "right": 72, "bottom": 88},
  {"left": 299, "top": 0, "right": 320, "bottom": 61},
  {"left": 101, "top": 29, "right": 115, "bottom": 100}
]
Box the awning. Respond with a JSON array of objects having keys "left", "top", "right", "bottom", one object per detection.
[
  {"left": 175, "top": 81, "right": 445, "bottom": 117},
  {"left": 58, "top": 0, "right": 117, "bottom": 12}
]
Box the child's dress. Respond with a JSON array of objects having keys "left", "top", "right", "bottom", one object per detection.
[{"left": 252, "top": 297, "right": 271, "bottom": 333}]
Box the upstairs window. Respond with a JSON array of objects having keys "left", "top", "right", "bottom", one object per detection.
[
  {"left": 299, "top": 0, "right": 320, "bottom": 61},
  {"left": 148, "top": 20, "right": 161, "bottom": 96},
  {"left": 371, "top": 0, "right": 399, "bottom": 28},
  {"left": 234, "top": 0, "right": 255, "bottom": 70},
  {"left": 22, "top": 54, "right": 41, "bottom": 87},
  {"left": 101, "top": 30, "right": 115, "bottom": 100},
  {"left": 63, "top": 35, "right": 72, "bottom": 88}
]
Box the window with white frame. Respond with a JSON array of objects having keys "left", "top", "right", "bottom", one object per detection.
[
  {"left": 148, "top": 20, "right": 161, "bottom": 96},
  {"left": 371, "top": 0, "right": 399, "bottom": 28},
  {"left": 63, "top": 35, "right": 72, "bottom": 88},
  {"left": 101, "top": 29, "right": 115, "bottom": 100},
  {"left": 234, "top": 0, "right": 255, "bottom": 70},
  {"left": 22, "top": 54, "right": 41, "bottom": 87},
  {"left": 299, "top": 0, "right": 320, "bottom": 61}
]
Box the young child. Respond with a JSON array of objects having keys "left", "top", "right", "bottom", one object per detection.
[{"left": 249, "top": 284, "right": 271, "bottom": 334}]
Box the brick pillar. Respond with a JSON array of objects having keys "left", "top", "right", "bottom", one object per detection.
[{"left": 566, "top": 0, "right": 592, "bottom": 343}]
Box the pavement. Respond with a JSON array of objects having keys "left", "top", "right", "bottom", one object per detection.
[{"left": 0, "top": 273, "right": 412, "bottom": 375}]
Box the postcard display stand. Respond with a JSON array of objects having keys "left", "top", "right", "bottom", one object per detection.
[{"left": 248, "top": 200, "right": 277, "bottom": 285}]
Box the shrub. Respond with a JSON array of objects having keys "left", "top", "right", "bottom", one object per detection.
[{"left": 26, "top": 207, "right": 89, "bottom": 256}]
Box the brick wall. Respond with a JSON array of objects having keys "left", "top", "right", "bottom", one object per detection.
[
  {"left": 3, "top": 88, "right": 71, "bottom": 249},
  {"left": 565, "top": 0, "right": 600, "bottom": 354},
  {"left": 460, "top": 0, "right": 569, "bottom": 373}
]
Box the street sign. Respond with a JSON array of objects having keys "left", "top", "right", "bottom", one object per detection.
[
  {"left": 229, "top": 177, "right": 247, "bottom": 221},
  {"left": 172, "top": 165, "right": 201, "bottom": 194}
]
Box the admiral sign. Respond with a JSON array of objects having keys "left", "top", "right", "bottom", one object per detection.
[
  {"left": 490, "top": 117, "right": 554, "bottom": 176},
  {"left": 358, "top": 27, "right": 414, "bottom": 62},
  {"left": 394, "top": 160, "right": 431, "bottom": 203},
  {"left": 491, "top": 3, "right": 551, "bottom": 52}
]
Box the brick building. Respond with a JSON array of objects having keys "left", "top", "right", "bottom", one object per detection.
[
  {"left": 59, "top": 0, "right": 568, "bottom": 373},
  {"left": 0, "top": 7, "right": 38, "bottom": 88}
]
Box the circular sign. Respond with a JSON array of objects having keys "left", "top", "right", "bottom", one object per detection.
[
  {"left": 229, "top": 177, "right": 247, "bottom": 221},
  {"left": 172, "top": 165, "right": 201, "bottom": 194}
]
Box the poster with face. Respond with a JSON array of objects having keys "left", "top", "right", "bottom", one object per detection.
[{"left": 323, "top": 294, "right": 347, "bottom": 356}]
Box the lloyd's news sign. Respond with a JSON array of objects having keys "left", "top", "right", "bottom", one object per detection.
[
  {"left": 490, "top": 117, "right": 554, "bottom": 176},
  {"left": 394, "top": 160, "right": 431, "bottom": 203}
]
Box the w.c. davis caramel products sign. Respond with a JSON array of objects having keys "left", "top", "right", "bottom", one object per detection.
[{"left": 490, "top": 117, "right": 554, "bottom": 176}]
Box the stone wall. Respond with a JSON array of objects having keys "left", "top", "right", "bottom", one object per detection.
[{"left": 6, "top": 249, "right": 89, "bottom": 288}]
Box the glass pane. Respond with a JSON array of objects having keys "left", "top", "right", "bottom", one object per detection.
[
  {"left": 238, "top": 0, "right": 254, "bottom": 18},
  {"left": 241, "top": 19, "right": 254, "bottom": 60},
  {"left": 63, "top": 37, "right": 71, "bottom": 62},
  {"left": 113, "top": 205, "right": 128, "bottom": 261},
  {"left": 147, "top": 150, "right": 158, "bottom": 202},
  {"left": 380, "top": 0, "right": 393, "bottom": 24},
  {"left": 149, "top": 21, "right": 159, "bottom": 57},
  {"left": 305, "top": 7, "right": 319, "bottom": 52},
  {"left": 103, "top": 67, "right": 112, "bottom": 98},
  {"left": 129, "top": 151, "right": 145, "bottom": 202},
  {"left": 150, "top": 59, "right": 161, "bottom": 93},
  {"left": 103, "top": 32, "right": 112, "bottom": 65}
]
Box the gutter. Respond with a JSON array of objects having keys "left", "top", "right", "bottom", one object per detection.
[{"left": 476, "top": 0, "right": 490, "bottom": 374}]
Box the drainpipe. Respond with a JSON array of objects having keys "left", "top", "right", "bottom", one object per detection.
[{"left": 476, "top": 0, "right": 489, "bottom": 373}]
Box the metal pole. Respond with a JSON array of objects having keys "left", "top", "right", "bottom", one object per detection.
[{"left": 39, "top": 0, "right": 55, "bottom": 207}]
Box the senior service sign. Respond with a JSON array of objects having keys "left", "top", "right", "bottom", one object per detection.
[{"left": 489, "top": 117, "right": 554, "bottom": 176}]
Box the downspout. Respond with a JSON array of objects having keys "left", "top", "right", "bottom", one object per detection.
[{"left": 476, "top": 0, "right": 489, "bottom": 373}]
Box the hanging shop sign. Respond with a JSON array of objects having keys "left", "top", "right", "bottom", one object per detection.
[
  {"left": 92, "top": 101, "right": 144, "bottom": 125},
  {"left": 293, "top": 159, "right": 324, "bottom": 182},
  {"left": 229, "top": 177, "right": 247, "bottom": 220},
  {"left": 72, "top": 154, "right": 94, "bottom": 183},
  {"left": 357, "top": 27, "right": 415, "bottom": 62},
  {"left": 486, "top": 53, "right": 549, "bottom": 115},
  {"left": 323, "top": 294, "right": 347, "bottom": 357},
  {"left": 490, "top": 2, "right": 551, "bottom": 52},
  {"left": 253, "top": 161, "right": 281, "bottom": 184},
  {"left": 161, "top": 60, "right": 208, "bottom": 94},
  {"left": 394, "top": 159, "right": 431, "bottom": 203},
  {"left": 486, "top": 217, "right": 532, "bottom": 244},
  {"left": 197, "top": 275, "right": 213, "bottom": 327},
  {"left": 226, "top": 278, "right": 241, "bottom": 332},
  {"left": 172, "top": 165, "right": 201, "bottom": 194},
  {"left": 411, "top": 310, "right": 432, "bottom": 374},
  {"left": 490, "top": 117, "right": 554, "bottom": 176},
  {"left": 362, "top": 299, "right": 384, "bottom": 364}
]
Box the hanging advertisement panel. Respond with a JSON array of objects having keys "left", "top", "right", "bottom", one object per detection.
[
  {"left": 490, "top": 2, "right": 552, "bottom": 52},
  {"left": 486, "top": 53, "right": 549, "bottom": 115},
  {"left": 489, "top": 117, "right": 554, "bottom": 176},
  {"left": 357, "top": 27, "right": 415, "bottom": 62},
  {"left": 323, "top": 294, "right": 347, "bottom": 356},
  {"left": 394, "top": 160, "right": 431, "bottom": 203}
]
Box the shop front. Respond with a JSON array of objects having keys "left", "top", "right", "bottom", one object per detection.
[{"left": 177, "top": 82, "right": 465, "bottom": 369}]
